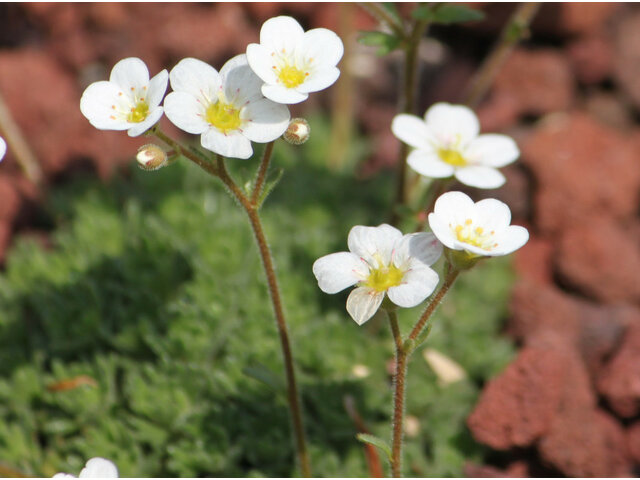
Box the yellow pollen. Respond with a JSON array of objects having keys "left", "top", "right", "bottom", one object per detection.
[
  {"left": 126, "top": 100, "right": 149, "bottom": 123},
  {"left": 206, "top": 101, "right": 242, "bottom": 134},
  {"left": 454, "top": 220, "right": 497, "bottom": 251},
  {"left": 278, "top": 65, "right": 307, "bottom": 89},
  {"left": 465, "top": 219, "right": 472, "bottom": 225},
  {"left": 438, "top": 148, "right": 467, "bottom": 167},
  {"left": 475, "top": 227, "right": 484, "bottom": 235},
  {"left": 365, "top": 263, "right": 405, "bottom": 292}
]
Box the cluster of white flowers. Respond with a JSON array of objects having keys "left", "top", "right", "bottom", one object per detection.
[
  {"left": 0, "top": 136, "right": 6, "bottom": 162},
  {"left": 54, "top": 457, "right": 118, "bottom": 478},
  {"left": 80, "top": 16, "right": 343, "bottom": 160}
]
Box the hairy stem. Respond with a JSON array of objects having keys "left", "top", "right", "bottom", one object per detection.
[
  {"left": 387, "top": 309, "right": 407, "bottom": 477},
  {"left": 463, "top": 2, "right": 541, "bottom": 108},
  {"left": 251, "top": 141, "right": 275, "bottom": 205}
]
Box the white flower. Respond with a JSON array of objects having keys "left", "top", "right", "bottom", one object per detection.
[
  {"left": 80, "top": 58, "right": 168, "bottom": 137},
  {"left": 246, "top": 16, "right": 344, "bottom": 104},
  {"left": 53, "top": 457, "right": 118, "bottom": 478},
  {"left": 164, "top": 55, "right": 290, "bottom": 159},
  {"left": 392, "top": 102, "right": 519, "bottom": 189},
  {"left": 313, "top": 224, "right": 442, "bottom": 325},
  {"left": 0, "top": 136, "right": 5, "bottom": 162},
  {"left": 428, "top": 191, "right": 529, "bottom": 257}
]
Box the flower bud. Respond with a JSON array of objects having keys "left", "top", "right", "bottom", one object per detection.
[
  {"left": 136, "top": 144, "right": 168, "bottom": 171},
  {"left": 283, "top": 118, "right": 310, "bottom": 145}
]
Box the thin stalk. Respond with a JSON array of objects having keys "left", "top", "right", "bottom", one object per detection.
[
  {"left": 251, "top": 141, "right": 275, "bottom": 205},
  {"left": 463, "top": 2, "right": 541, "bottom": 108},
  {"left": 359, "top": 2, "right": 406, "bottom": 39},
  {"left": 408, "top": 267, "right": 459, "bottom": 342},
  {"left": 152, "top": 131, "right": 311, "bottom": 477},
  {"left": 387, "top": 309, "right": 407, "bottom": 477},
  {"left": 390, "top": 17, "right": 429, "bottom": 226}
]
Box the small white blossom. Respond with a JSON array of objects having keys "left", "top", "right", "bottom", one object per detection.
[
  {"left": 80, "top": 58, "right": 168, "bottom": 137},
  {"left": 428, "top": 191, "right": 529, "bottom": 257},
  {"left": 313, "top": 224, "right": 442, "bottom": 325},
  {"left": 392, "top": 102, "right": 519, "bottom": 189},
  {"left": 246, "top": 15, "right": 344, "bottom": 104},
  {"left": 53, "top": 457, "right": 118, "bottom": 478},
  {"left": 0, "top": 136, "right": 6, "bottom": 162},
  {"left": 164, "top": 55, "right": 290, "bottom": 159}
]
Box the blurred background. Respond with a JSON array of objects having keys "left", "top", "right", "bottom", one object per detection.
[{"left": 0, "top": 2, "right": 638, "bottom": 477}]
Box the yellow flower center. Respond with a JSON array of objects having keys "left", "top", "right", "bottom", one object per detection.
[
  {"left": 206, "top": 101, "right": 242, "bottom": 134},
  {"left": 278, "top": 65, "right": 307, "bottom": 89},
  {"left": 438, "top": 148, "right": 467, "bottom": 167},
  {"left": 454, "top": 219, "right": 498, "bottom": 251},
  {"left": 127, "top": 101, "right": 149, "bottom": 123},
  {"left": 365, "top": 262, "right": 405, "bottom": 292}
]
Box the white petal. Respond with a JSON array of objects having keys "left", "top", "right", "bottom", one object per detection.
[
  {"left": 299, "top": 28, "right": 344, "bottom": 68},
  {"left": 427, "top": 212, "right": 459, "bottom": 251},
  {"left": 391, "top": 114, "right": 433, "bottom": 150},
  {"left": 221, "top": 54, "right": 264, "bottom": 104},
  {"left": 312, "top": 252, "right": 368, "bottom": 294},
  {"left": 246, "top": 43, "right": 279, "bottom": 84},
  {"left": 79, "top": 458, "right": 118, "bottom": 478},
  {"left": 201, "top": 128, "right": 253, "bottom": 159},
  {"left": 454, "top": 165, "right": 506, "bottom": 189},
  {"left": 170, "top": 58, "right": 221, "bottom": 103},
  {"left": 242, "top": 99, "right": 290, "bottom": 143},
  {"left": 346, "top": 287, "right": 385, "bottom": 325},
  {"left": 296, "top": 67, "right": 340, "bottom": 94},
  {"left": 425, "top": 102, "right": 479, "bottom": 146},
  {"left": 109, "top": 57, "right": 149, "bottom": 92},
  {"left": 262, "top": 84, "right": 308, "bottom": 104},
  {"left": 387, "top": 262, "right": 439, "bottom": 308},
  {"left": 393, "top": 232, "right": 442, "bottom": 269},
  {"left": 163, "top": 92, "right": 209, "bottom": 134},
  {"left": 260, "top": 16, "right": 305, "bottom": 52},
  {"left": 407, "top": 150, "right": 455, "bottom": 178},
  {"left": 473, "top": 198, "right": 512, "bottom": 232},
  {"left": 491, "top": 225, "right": 529, "bottom": 256},
  {"left": 432, "top": 191, "right": 475, "bottom": 223},
  {"left": 146, "top": 69, "right": 169, "bottom": 108},
  {"left": 53, "top": 474, "right": 76, "bottom": 479},
  {"left": 127, "top": 107, "right": 164, "bottom": 137},
  {"left": 348, "top": 224, "right": 402, "bottom": 267},
  {"left": 0, "top": 137, "right": 6, "bottom": 161},
  {"left": 465, "top": 134, "right": 519, "bottom": 168},
  {"left": 80, "top": 81, "right": 129, "bottom": 130}
]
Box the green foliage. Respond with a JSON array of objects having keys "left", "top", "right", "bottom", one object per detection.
[
  {"left": 0, "top": 117, "right": 514, "bottom": 477},
  {"left": 412, "top": 4, "right": 486, "bottom": 24},
  {"left": 357, "top": 31, "right": 402, "bottom": 56},
  {"left": 356, "top": 433, "right": 391, "bottom": 462}
]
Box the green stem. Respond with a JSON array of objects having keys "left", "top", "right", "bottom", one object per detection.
[
  {"left": 387, "top": 309, "right": 407, "bottom": 478},
  {"left": 251, "top": 141, "right": 275, "bottom": 205},
  {"left": 152, "top": 131, "right": 311, "bottom": 477},
  {"left": 359, "top": 2, "right": 406, "bottom": 39},
  {"left": 463, "top": 2, "right": 541, "bottom": 108}
]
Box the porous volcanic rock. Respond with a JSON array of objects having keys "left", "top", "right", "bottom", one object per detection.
[
  {"left": 627, "top": 421, "right": 640, "bottom": 464},
  {"left": 521, "top": 112, "right": 640, "bottom": 234},
  {"left": 614, "top": 9, "right": 640, "bottom": 110},
  {"left": 512, "top": 235, "right": 554, "bottom": 285},
  {"left": 567, "top": 32, "right": 614, "bottom": 85},
  {"left": 555, "top": 216, "right": 640, "bottom": 303},
  {"left": 597, "top": 323, "right": 640, "bottom": 418}
]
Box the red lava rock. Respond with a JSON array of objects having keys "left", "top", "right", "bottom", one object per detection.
[
  {"left": 627, "top": 422, "right": 640, "bottom": 464},
  {"left": 597, "top": 324, "right": 640, "bottom": 418},
  {"left": 539, "top": 409, "right": 632, "bottom": 477},
  {"left": 463, "top": 461, "right": 528, "bottom": 478},
  {"left": 556, "top": 3, "right": 620, "bottom": 36},
  {"left": 0, "top": 176, "right": 20, "bottom": 223},
  {"left": 567, "top": 33, "right": 614, "bottom": 85},
  {"left": 614, "top": 10, "right": 640, "bottom": 110},
  {"left": 512, "top": 236, "right": 554, "bottom": 285},
  {"left": 555, "top": 216, "right": 640, "bottom": 303},
  {"left": 487, "top": 49, "right": 574, "bottom": 118},
  {"left": 467, "top": 347, "right": 581, "bottom": 450},
  {"left": 584, "top": 92, "right": 634, "bottom": 131},
  {"left": 521, "top": 112, "right": 640, "bottom": 234}
]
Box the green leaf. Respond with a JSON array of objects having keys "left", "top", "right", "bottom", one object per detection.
[
  {"left": 356, "top": 433, "right": 392, "bottom": 461},
  {"left": 257, "top": 168, "right": 284, "bottom": 208},
  {"left": 381, "top": 3, "right": 402, "bottom": 24},
  {"left": 414, "top": 4, "right": 485, "bottom": 24},
  {"left": 242, "top": 364, "right": 285, "bottom": 393},
  {"left": 357, "top": 31, "right": 401, "bottom": 56}
]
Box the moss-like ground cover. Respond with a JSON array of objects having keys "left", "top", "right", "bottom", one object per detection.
[{"left": 0, "top": 119, "right": 515, "bottom": 477}]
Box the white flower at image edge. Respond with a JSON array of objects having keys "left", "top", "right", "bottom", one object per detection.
[
  {"left": 428, "top": 191, "right": 529, "bottom": 257},
  {"left": 0, "top": 136, "right": 6, "bottom": 162},
  {"left": 53, "top": 457, "right": 118, "bottom": 478},
  {"left": 80, "top": 57, "right": 168, "bottom": 137},
  {"left": 164, "top": 54, "right": 290, "bottom": 159},
  {"left": 392, "top": 102, "right": 519, "bottom": 189},
  {"left": 246, "top": 15, "right": 344, "bottom": 104},
  {"left": 313, "top": 224, "right": 442, "bottom": 325}
]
